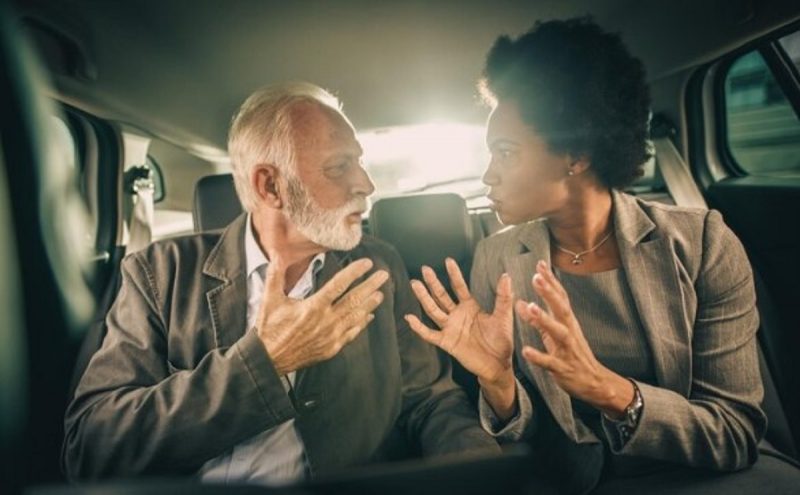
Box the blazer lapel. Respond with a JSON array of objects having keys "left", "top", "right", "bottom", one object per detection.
[
  {"left": 294, "top": 249, "right": 351, "bottom": 395},
  {"left": 613, "top": 191, "right": 691, "bottom": 396},
  {"left": 202, "top": 214, "right": 249, "bottom": 349},
  {"left": 509, "top": 221, "right": 582, "bottom": 441}
]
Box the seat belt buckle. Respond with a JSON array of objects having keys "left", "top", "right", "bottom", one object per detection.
[{"left": 124, "top": 164, "right": 155, "bottom": 195}]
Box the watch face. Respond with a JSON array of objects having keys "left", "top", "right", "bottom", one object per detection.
[{"left": 626, "top": 386, "right": 643, "bottom": 424}]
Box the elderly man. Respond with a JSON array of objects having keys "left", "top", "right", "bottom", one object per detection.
[{"left": 63, "top": 82, "right": 498, "bottom": 484}]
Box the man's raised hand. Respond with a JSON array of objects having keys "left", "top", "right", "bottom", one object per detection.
[{"left": 255, "top": 257, "right": 389, "bottom": 374}]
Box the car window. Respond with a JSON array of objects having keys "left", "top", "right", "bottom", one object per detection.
[
  {"left": 359, "top": 123, "right": 490, "bottom": 207},
  {"left": 723, "top": 34, "right": 800, "bottom": 177}
]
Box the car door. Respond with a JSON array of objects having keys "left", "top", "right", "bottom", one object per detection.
[{"left": 686, "top": 23, "right": 800, "bottom": 454}]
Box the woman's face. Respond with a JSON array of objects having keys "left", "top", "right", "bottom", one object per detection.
[{"left": 483, "top": 100, "right": 573, "bottom": 225}]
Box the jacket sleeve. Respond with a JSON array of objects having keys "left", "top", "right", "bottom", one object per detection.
[
  {"left": 471, "top": 240, "right": 537, "bottom": 442},
  {"left": 388, "top": 246, "right": 500, "bottom": 455},
  {"left": 62, "top": 253, "right": 295, "bottom": 480},
  {"left": 607, "top": 209, "right": 767, "bottom": 470}
]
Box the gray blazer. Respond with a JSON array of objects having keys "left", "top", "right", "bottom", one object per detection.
[
  {"left": 64, "top": 214, "right": 497, "bottom": 480},
  {"left": 471, "top": 190, "right": 766, "bottom": 471}
]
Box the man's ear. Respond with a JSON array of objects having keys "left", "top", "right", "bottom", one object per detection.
[{"left": 252, "top": 164, "right": 283, "bottom": 208}]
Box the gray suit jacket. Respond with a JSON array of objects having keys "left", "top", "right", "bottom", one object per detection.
[
  {"left": 471, "top": 190, "right": 766, "bottom": 472},
  {"left": 64, "top": 214, "right": 497, "bottom": 480}
]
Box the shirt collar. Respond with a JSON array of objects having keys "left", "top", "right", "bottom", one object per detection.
[{"left": 244, "top": 213, "right": 326, "bottom": 279}]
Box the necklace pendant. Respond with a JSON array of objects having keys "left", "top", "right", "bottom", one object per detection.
[{"left": 571, "top": 256, "right": 584, "bottom": 265}]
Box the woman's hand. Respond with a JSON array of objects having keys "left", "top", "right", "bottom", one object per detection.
[
  {"left": 404, "top": 258, "right": 516, "bottom": 417},
  {"left": 517, "top": 261, "right": 634, "bottom": 418}
]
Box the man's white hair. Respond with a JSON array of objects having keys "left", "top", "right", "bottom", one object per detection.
[{"left": 228, "top": 82, "right": 342, "bottom": 212}]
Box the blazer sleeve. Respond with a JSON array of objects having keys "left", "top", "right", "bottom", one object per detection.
[
  {"left": 62, "top": 253, "right": 296, "bottom": 480},
  {"left": 471, "top": 239, "right": 538, "bottom": 442},
  {"left": 608, "top": 209, "right": 767, "bottom": 470},
  {"left": 388, "top": 245, "right": 500, "bottom": 455}
]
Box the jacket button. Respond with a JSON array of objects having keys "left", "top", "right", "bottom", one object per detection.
[{"left": 303, "top": 399, "right": 318, "bottom": 410}]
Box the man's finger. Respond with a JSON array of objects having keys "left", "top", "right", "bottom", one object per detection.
[
  {"left": 410, "top": 280, "right": 449, "bottom": 327},
  {"left": 334, "top": 269, "right": 390, "bottom": 313},
  {"left": 314, "top": 258, "right": 374, "bottom": 305},
  {"left": 445, "top": 258, "right": 471, "bottom": 303},
  {"left": 404, "top": 314, "right": 444, "bottom": 348},
  {"left": 340, "top": 313, "right": 375, "bottom": 345},
  {"left": 262, "top": 257, "right": 288, "bottom": 303},
  {"left": 360, "top": 290, "right": 385, "bottom": 315},
  {"left": 493, "top": 273, "right": 514, "bottom": 317},
  {"left": 421, "top": 265, "right": 456, "bottom": 312},
  {"left": 337, "top": 291, "right": 384, "bottom": 327}
]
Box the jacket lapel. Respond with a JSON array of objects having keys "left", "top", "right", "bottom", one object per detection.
[
  {"left": 509, "top": 221, "right": 582, "bottom": 441},
  {"left": 613, "top": 191, "right": 691, "bottom": 396},
  {"left": 294, "top": 249, "right": 351, "bottom": 394},
  {"left": 202, "top": 214, "right": 249, "bottom": 349}
]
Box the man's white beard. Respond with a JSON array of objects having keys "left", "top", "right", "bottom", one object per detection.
[{"left": 284, "top": 175, "right": 367, "bottom": 251}]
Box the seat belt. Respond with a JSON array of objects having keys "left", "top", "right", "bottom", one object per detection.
[
  {"left": 123, "top": 164, "right": 155, "bottom": 253},
  {"left": 651, "top": 136, "right": 708, "bottom": 209}
]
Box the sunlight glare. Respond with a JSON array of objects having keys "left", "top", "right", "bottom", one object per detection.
[{"left": 358, "top": 122, "right": 489, "bottom": 198}]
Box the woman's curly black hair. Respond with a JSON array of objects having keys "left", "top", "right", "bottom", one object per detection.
[{"left": 479, "top": 17, "right": 652, "bottom": 189}]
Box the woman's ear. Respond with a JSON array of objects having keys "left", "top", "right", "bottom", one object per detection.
[
  {"left": 252, "top": 164, "right": 283, "bottom": 209},
  {"left": 567, "top": 155, "right": 591, "bottom": 176}
]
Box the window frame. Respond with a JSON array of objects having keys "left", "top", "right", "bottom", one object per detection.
[
  {"left": 714, "top": 21, "right": 800, "bottom": 178},
  {"left": 55, "top": 104, "right": 121, "bottom": 294}
]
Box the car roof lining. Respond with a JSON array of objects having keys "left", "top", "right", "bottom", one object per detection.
[{"left": 15, "top": 0, "right": 800, "bottom": 155}]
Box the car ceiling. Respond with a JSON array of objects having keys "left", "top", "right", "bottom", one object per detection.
[{"left": 14, "top": 0, "right": 800, "bottom": 157}]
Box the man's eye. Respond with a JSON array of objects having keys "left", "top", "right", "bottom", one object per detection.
[{"left": 325, "top": 164, "right": 347, "bottom": 177}]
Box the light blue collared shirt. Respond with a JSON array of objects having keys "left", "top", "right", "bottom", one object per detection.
[{"left": 199, "top": 214, "right": 325, "bottom": 485}]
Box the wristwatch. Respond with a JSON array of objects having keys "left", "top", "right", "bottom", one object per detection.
[{"left": 609, "top": 379, "right": 644, "bottom": 445}]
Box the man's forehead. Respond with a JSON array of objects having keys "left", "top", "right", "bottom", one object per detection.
[
  {"left": 290, "top": 102, "right": 361, "bottom": 155},
  {"left": 291, "top": 102, "right": 351, "bottom": 138}
]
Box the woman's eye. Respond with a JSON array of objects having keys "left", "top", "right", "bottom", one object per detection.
[{"left": 493, "top": 148, "right": 515, "bottom": 162}]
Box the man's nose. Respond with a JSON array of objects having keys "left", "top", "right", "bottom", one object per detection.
[{"left": 352, "top": 164, "right": 375, "bottom": 197}]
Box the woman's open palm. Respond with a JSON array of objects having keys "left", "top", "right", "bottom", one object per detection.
[{"left": 405, "top": 258, "right": 514, "bottom": 383}]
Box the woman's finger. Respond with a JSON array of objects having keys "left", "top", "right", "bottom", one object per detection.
[
  {"left": 493, "top": 273, "right": 514, "bottom": 317},
  {"left": 532, "top": 273, "right": 575, "bottom": 325},
  {"left": 537, "top": 260, "right": 568, "bottom": 300},
  {"left": 521, "top": 345, "right": 561, "bottom": 373},
  {"left": 404, "top": 314, "right": 444, "bottom": 349},
  {"left": 421, "top": 266, "right": 457, "bottom": 312},
  {"left": 516, "top": 300, "right": 572, "bottom": 345},
  {"left": 445, "top": 257, "right": 472, "bottom": 303},
  {"left": 410, "top": 280, "right": 449, "bottom": 327}
]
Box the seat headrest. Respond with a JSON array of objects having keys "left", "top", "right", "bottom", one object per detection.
[
  {"left": 369, "top": 193, "right": 477, "bottom": 280},
  {"left": 193, "top": 174, "right": 243, "bottom": 232}
]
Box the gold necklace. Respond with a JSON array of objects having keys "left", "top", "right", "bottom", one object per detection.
[{"left": 553, "top": 230, "right": 613, "bottom": 265}]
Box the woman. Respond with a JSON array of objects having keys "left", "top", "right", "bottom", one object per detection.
[{"left": 404, "top": 17, "right": 794, "bottom": 493}]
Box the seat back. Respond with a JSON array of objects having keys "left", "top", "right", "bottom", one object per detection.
[
  {"left": 369, "top": 193, "right": 479, "bottom": 283},
  {"left": 193, "top": 173, "right": 243, "bottom": 232},
  {"left": 369, "top": 193, "right": 481, "bottom": 403}
]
